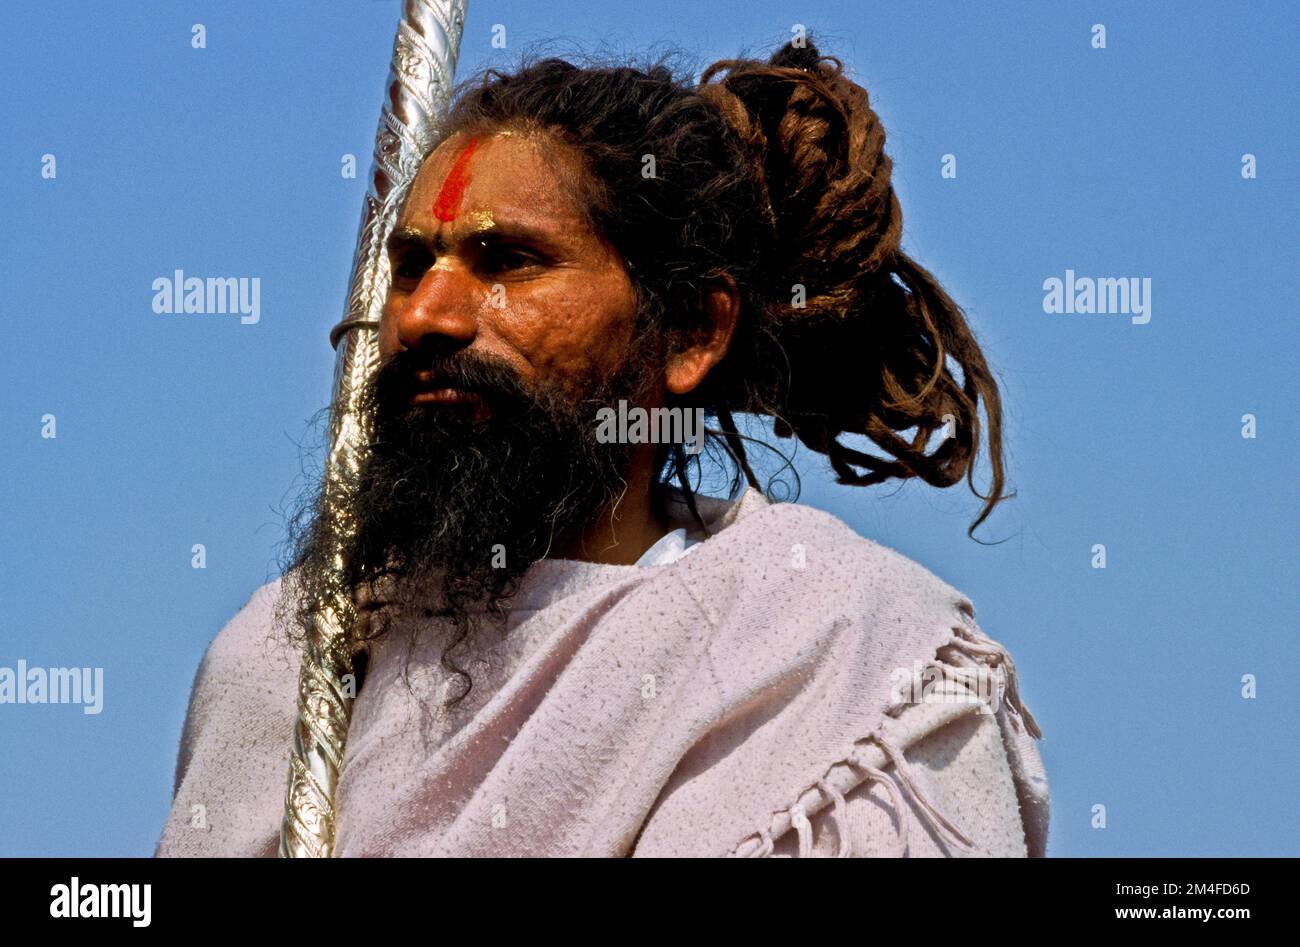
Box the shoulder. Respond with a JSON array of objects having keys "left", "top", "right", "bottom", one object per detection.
[
  {"left": 712, "top": 581, "right": 1052, "bottom": 858},
  {"left": 674, "top": 497, "right": 974, "bottom": 649},
  {"left": 171, "top": 577, "right": 300, "bottom": 790},
  {"left": 159, "top": 577, "right": 300, "bottom": 855},
  {"left": 192, "top": 577, "right": 300, "bottom": 704},
  {"left": 660, "top": 498, "right": 1050, "bottom": 856}
]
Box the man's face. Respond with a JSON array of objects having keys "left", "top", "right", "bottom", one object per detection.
[
  {"left": 286, "top": 128, "right": 662, "bottom": 658},
  {"left": 380, "top": 129, "right": 644, "bottom": 409}
]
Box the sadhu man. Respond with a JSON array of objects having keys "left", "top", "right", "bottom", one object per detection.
[{"left": 157, "top": 40, "right": 1048, "bottom": 858}]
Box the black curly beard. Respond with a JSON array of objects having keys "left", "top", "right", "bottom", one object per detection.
[{"left": 281, "top": 340, "right": 656, "bottom": 702}]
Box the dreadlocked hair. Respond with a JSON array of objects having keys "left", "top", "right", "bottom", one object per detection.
[{"left": 443, "top": 36, "right": 1010, "bottom": 537}]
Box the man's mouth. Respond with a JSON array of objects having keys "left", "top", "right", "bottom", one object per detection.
[
  {"left": 411, "top": 386, "right": 482, "bottom": 407},
  {"left": 409, "top": 369, "right": 482, "bottom": 404},
  {"left": 404, "top": 373, "right": 493, "bottom": 422}
]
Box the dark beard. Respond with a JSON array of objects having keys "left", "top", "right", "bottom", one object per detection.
[{"left": 281, "top": 340, "right": 655, "bottom": 702}]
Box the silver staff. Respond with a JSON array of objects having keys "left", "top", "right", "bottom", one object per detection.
[{"left": 279, "top": 0, "right": 469, "bottom": 858}]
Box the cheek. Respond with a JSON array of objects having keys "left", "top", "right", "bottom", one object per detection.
[{"left": 494, "top": 273, "right": 639, "bottom": 384}]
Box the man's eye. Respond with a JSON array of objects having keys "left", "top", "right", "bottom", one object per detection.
[
  {"left": 392, "top": 252, "right": 431, "bottom": 282},
  {"left": 482, "top": 246, "right": 538, "bottom": 274}
]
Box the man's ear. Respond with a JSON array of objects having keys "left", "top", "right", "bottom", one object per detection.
[{"left": 665, "top": 275, "right": 740, "bottom": 396}]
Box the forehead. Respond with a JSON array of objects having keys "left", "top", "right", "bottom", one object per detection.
[{"left": 400, "top": 129, "right": 591, "bottom": 231}]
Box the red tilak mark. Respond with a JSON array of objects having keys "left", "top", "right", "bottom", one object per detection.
[{"left": 432, "top": 137, "right": 481, "bottom": 222}]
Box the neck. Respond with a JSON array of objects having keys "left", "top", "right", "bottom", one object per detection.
[{"left": 552, "top": 447, "right": 669, "bottom": 565}]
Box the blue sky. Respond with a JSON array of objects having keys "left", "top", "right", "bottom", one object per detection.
[{"left": 1, "top": 0, "right": 1295, "bottom": 856}]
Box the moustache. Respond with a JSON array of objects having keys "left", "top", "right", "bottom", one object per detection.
[{"left": 372, "top": 348, "right": 534, "bottom": 421}]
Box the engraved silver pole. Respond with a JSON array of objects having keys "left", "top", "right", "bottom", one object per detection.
[{"left": 279, "top": 0, "right": 468, "bottom": 859}]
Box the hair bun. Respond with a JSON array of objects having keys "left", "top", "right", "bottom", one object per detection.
[{"left": 698, "top": 38, "right": 1009, "bottom": 534}]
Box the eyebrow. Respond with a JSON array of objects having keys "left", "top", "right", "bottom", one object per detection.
[{"left": 387, "top": 219, "right": 562, "bottom": 257}]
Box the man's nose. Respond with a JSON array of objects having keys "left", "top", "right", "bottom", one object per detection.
[{"left": 393, "top": 261, "right": 480, "bottom": 353}]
